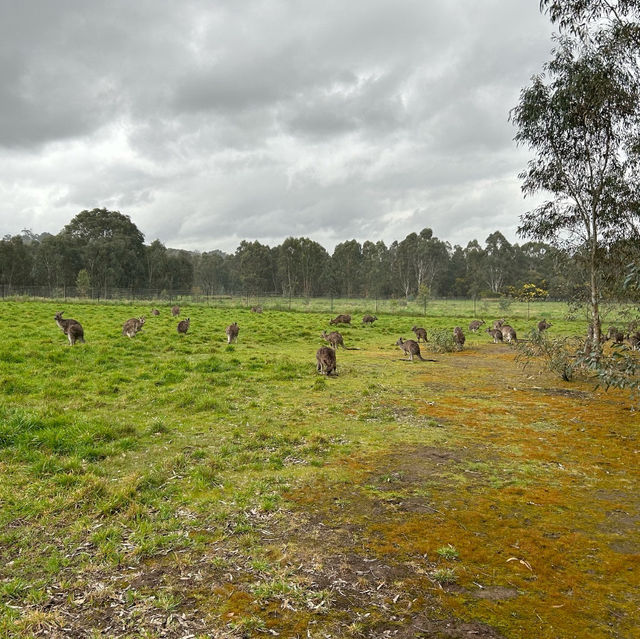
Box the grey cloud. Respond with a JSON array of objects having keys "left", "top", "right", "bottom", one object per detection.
[{"left": 0, "top": 0, "right": 554, "bottom": 253}]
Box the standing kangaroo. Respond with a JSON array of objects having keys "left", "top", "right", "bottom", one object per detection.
[
  {"left": 453, "top": 326, "right": 465, "bottom": 349},
  {"left": 469, "top": 319, "right": 484, "bottom": 332},
  {"left": 54, "top": 311, "right": 85, "bottom": 346},
  {"left": 486, "top": 327, "right": 503, "bottom": 343},
  {"left": 411, "top": 326, "right": 428, "bottom": 342},
  {"left": 500, "top": 324, "right": 517, "bottom": 343},
  {"left": 321, "top": 330, "right": 359, "bottom": 350},
  {"left": 177, "top": 318, "right": 190, "bottom": 334},
  {"left": 316, "top": 346, "right": 337, "bottom": 375},
  {"left": 537, "top": 319, "right": 552, "bottom": 332},
  {"left": 226, "top": 322, "right": 239, "bottom": 343},
  {"left": 395, "top": 337, "right": 435, "bottom": 362},
  {"left": 122, "top": 316, "right": 145, "bottom": 338},
  {"left": 171, "top": 305, "right": 180, "bottom": 317}
]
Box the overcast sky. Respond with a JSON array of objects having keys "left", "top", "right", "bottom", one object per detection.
[{"left": 0, "top": 0, "right": 554, "bottom": 253}]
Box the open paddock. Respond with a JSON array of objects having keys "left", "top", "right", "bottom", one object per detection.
[{"left": 0, "top": 301, "right": 637, "bottom": 638}]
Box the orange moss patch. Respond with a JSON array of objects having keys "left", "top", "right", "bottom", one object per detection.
[{"left": 283, "top": 345, "right": 639, "bottom": 638}]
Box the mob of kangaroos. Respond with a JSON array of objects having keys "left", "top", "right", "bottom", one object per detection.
[{"left": 54, "top": 311, "right": 85, "bottom": 346}]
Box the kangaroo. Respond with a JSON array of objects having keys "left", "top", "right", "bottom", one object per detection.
[
  {"left": 362, "top": 314, "right": 377, "bottom": 325},
  {"left": 316, "top": 346, "right": 337, "bottom": 375},
  {"left": 453, "top": 326, "right": 465, "bottom": 349},
  {"left": 54, "top": 311, "right": 85, "bottom": 345},
  {"left": 321, "top": 330, "right": 359, "bottom": 350},
  {"left": 226, "top": 322, "right": 239, "bottom": 343},
  {"left": 122, "top": 316, "right": 145, "bottom": 338},
  {"left": 250, "top": 306, "right": 263, "bottom": 313},
  {"left": 151, "top": 308, "right": 160, "bottom": 316},
  {"left": 492, "top": 318, "right": 505, "bottom": 330},
  {"left": 500, "top": 324, "right": 517, "bottom": 343},
  {"left": 630, "top": 332, "right": 640, "bottom": 350},
  {"left": 395, "top": 337, "right": 435, "bottom": 362},
  {"left": 329, "top": 314, "right": 351, "bottom": 325},
  {"left": 171, "top": 305, "right": 180, "bottom": 317},
  {"left": 177, "top": 318, "right": 190, "bottom": 334},
  {"left": 468, "top": 319, "right": 484, "bottom": 332},
  {"left": 537, "top": 319, "right": 552, "bottom": 332},
  {"left": 411, "top": 326, "right": 428, "bottom": 342},
  {"left": 486, "top": 327, "right": 503, "bottom": 343}
]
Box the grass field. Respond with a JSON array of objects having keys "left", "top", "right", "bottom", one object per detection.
[{"left": 0, "top": 301, "right": 638, "bottom": 638}]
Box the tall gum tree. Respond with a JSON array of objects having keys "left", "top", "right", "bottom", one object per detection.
[{"left": 511, "top": 22, "right": 640, "bottom": 347}]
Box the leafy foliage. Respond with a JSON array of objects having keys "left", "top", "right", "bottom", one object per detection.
[{"left": 516, "top": 329, "right": 583, "bottom": 381}]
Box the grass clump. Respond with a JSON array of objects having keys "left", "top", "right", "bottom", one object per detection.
[{"left": 436, "top": 544, "right": 460, "bottom": 560}]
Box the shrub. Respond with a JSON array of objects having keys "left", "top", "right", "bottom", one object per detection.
[
  {"left": 516, "top": 329, "right": 582, "bottom": 382},
  {"left": 428, "top": 329, "right": 457, "bottom": 353}
]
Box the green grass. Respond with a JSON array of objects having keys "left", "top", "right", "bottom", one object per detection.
[{"left": 0, "top": 300, "right": 637, "bottom": 638}]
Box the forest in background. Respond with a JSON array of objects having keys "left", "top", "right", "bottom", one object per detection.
[{"left": 0, "top": 208, "right": 637, "bottom": 302}]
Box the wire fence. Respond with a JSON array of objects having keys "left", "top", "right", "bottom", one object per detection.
[{"left": 0, "top": 284, "right": 576, "bottom": 320}]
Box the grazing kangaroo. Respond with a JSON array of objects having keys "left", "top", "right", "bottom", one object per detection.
[
  {"left": 54, "top": 311, "right": 85, "bottom": 345},
  {"left": 538, "top": 319, "right": 552, "bottom": 332},
  {"left": 362, "top": 314, "right": 377, "bottom": 325},
  {"left": 122, "top": 316, "right": 145, "bottom": 338},
  {"left": 395, "top": 337, "right": 435, "bottom": 362},
  {"left": 500, "top": 324, "right": 517, "bottom": 343},
  {"left": 226, "top": 322, "right": 239, "bottom": 343},
  {"left": 171, "top": 305, "right": 180, "bottom": 317},
  {"left": 453, "top": 326, "right": 465, "bottom": 349},
  {"left": 492, "top": 318, "right": 505, "bottom": 330},
  {"left": 250, "top": 306, "right": 263, "bottom": 313},
  {"left": 486, "top": 327, "right": 503, "bottom": 343},
  {"left": 151, "top": 308, "right": 160, "bottom": 316},
  {"left": 330, "top": 314, "right": 351, "bottom": 325},
  {"left": 177, "top": 318, "right": 190, "bottom": 334},
  {"left": 411, "top": 326, "right": 428, "bottom": 342},
  {"left": 316, "top": 346, "right": 337, "bottom": 375},
  {"left": 468, "top": 319, "right": 484, "bottom": 332},
  {"left": 321, "top": 330, "right": 359, "bottom": 350}
]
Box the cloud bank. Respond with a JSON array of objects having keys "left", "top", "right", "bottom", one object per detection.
[{"left": 0, "top": 0, "right": 553, "bottom": 252}]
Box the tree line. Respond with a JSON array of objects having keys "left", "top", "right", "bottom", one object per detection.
[{"left": 0, "top": 208, "right": 636, "bottom": 301}]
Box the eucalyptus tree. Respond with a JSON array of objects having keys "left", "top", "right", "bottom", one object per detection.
[
  {"left": 193, "top": 250, "right": 230, "bottom": 295},
  {"left": 483, "top": 232, "right": 515, "bottom": 294},
  {"left": 0, "top": 235, "right": 32, "bottom": 288},
  {"left": 511, "top": 23, "right": 640, "bottom": 345},
  {"left": 233, "top": 240, "right": 274, "bottom": 294},
  {"left": 412, "top": 228, "right": 450, "bottom": 297},
  {"left": 62, "top": 208, "right": 146, "bottom": 293},
  {"left": 331, "top": 240, "right": 363, "bottom": 297},
  {"left": 361, "top": 240, "right": 391, "bottom": 298}
]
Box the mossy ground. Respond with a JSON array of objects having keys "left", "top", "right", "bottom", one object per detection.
[{"left": 0, "top": 301, "right": 637, "bottom": 638}]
